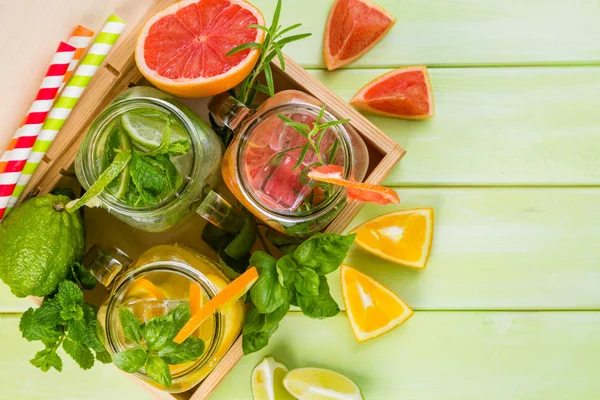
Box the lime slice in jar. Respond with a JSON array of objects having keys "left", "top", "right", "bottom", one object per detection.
[
  {"left": 66, "top": 150, "right": 132, "bottom": 212},
  {"left": 121, "top": 109, "right": 187, "bottom": 150},
  {"left": 100, "top": 127, "right": 132, "bottom": 199}
]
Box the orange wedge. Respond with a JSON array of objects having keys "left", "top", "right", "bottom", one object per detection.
[
  {"left": 350, "top": 208, "right": 434, "bottom": 269},
  {"left": 174, "top": 267, "right": 258, "bottom": 344},
  {"left": 126, "top": 278, "right": 166, "bottom": 300},
  {"left": 340, "top": 264, "right": 413, "bottom": 343},
  {"left": 308, "top": 165, "right": 399, "bottom": 205}
]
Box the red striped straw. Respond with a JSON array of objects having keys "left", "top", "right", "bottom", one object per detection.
[{"left": 0, "top": 41, "right": 75, "bottom": 220}]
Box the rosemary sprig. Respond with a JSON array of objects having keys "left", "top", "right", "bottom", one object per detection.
[{"left": 227, "top": 0, "right": 312, "bottom": 105}]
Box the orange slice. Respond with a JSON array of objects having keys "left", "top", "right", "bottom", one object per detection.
[
  {"left": 340, "top": 264, "right": 413, "bottom": 343},
  {"left": 174, "top": 267, "right": 258, "bottom": 344},
  {"left": 135, "top": 0, "right": 265, "bottom": 98},
  {"left": 324, "top": 0, "right": 396, "bottom": 70},
  {"left": 351, "top": 66, "right": 435, "bottom": 119},
  {"left": 126, "top": 278, "right": 166, "bottom": 300},
  {"left": 307, "top": 165, "right": 399, "bottom": 205},
  {"left": 350, "top": 208, "right": 434, "bottom": 268},
  {"left": 189, "top": 282, "right": 203, "bottom": 316}
]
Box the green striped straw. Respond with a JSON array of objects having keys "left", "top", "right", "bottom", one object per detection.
[{"left": 6, "top": 14, "right": 126, "bottom": 213}]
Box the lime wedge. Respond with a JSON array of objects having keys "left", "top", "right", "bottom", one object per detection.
[
  {"left": 252, "top": 357, "right": 295, "bottom": 400},
  {"left": 283, "top": 368, "right": 363, "bottom": 400},
  {"left": 121, "top": 109, "right": 187, "bottom": 150},
  {"left": 66, "top": 150, "right": 132, "bottom": 212},
  {"left": 103, "top": 127, "right": 132, "bottom": 199}
]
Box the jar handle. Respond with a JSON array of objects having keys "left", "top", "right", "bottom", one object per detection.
[
  {"left": 208, "top": 93, "right": 251, "bottom": 131},
  {"left": 195, "top": 190, "right": 245, "bottom": 233},
  {"left": 83, "top": 245, "right": 131, "bottom": 287}
]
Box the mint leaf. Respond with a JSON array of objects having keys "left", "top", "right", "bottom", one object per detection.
[
  {"left": 249, "top": 252, "right": 287, "bottom": 314},
  {"left": 67, "top": 319, "right": 87, "bottom": 344},
  {"left": 130, "top": 152, "right": 168, "bottom": 198},
  {"left": 96, "top": 350, "right": 112, "bottom": 364},
  {"left": 57, "top": 281, "right": 84, "bottom": 321},
  {"left": 264, "top": 301, "right": 289, "bottom": 331},
  {"left": 145, "top": 355, "right": 172, "bottom": 388},
  {"left": 166, "top": 139, "right": 190, "bottom": 156},
  {"left": 158, "top": 336, "right": 205, "bottom": 365},
  {"left": 119, "top": 307, "right": 143, "bottom": 346},
  {"left": 143, "top": 119, "right": 171, "bottom": 156},
  {"left": 113, "top": 347, "right": 147, "bottom": 373},
  {"left": 82, "top": 304, "right": 106, "bottom": 353},
  {"left": 30, "top": 346, "right": 63, "bottom": 372},
  {"left": 141, "top": 314, "right": 173, "bottom": 351},
  {"left": 101, "top": 126, "right": 122, "bottom": 169},
  {"left": 71, "top": 262, "right": 96, "bottom": 290},
  {"left": 32, "top": 298, "right": 62, "bottom": 327},
  {"left": 293, "top": 233, "right": 356, "bottom": 275},
  {"left": 293, "top": 267, "right": 319, "bottom": 296},
  {"left": 166, "top": 303, "right": 191, "bottom": 341},
  {"left": 63, "top": 336, "right": 95, "bottom": 370},
  {"left": 145, "top": 155, "right": 180, "bottom": 192},
  {"left": 19, "top": 308, "right": 61, "bottom": 343},
  {"left": 276, "top": 254, "right": 297, "bottom": 288},
  {"left": 297, "top": 277, "right": 340, "bottom": 319},
  {"left": 243, "top": 305, "right": 266, "bottom": 335}
]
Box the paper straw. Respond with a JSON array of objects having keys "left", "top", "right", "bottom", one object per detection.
[
  {"left": 0, "top": 41, "right": 76, "bottom": 220},
  {"left": 4, "top": 15, "right": 126, "bottom": 217},
  {"left": 60, "top": 25, "right": 95, "bottom": 93},
  {"left": 0, "top": 25, "right": 94, "bottom": 175}
]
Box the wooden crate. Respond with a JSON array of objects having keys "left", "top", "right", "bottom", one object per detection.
[{"left": 18, "top": 1, "right": 405, "bottom": 399}]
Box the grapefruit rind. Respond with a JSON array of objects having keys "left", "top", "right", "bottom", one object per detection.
[
  {"left": 135, "top": 0, "right": 266, "bottom": 98},
  {"left": 340, "top": 264, "right": 414, "bottom": 343},
  {"left": 323, "top": 0, "right": 397, "bottom": 71},
  {"left": 350, "top": 208, "right": 434, "bottom": 269},
  {"left": 350, "top": 66, "right": 435, "bottom": 119}
]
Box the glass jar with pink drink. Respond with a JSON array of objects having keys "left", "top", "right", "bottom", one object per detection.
[{"left": 207, "top": 90, "right": 369, "bottom": 236}]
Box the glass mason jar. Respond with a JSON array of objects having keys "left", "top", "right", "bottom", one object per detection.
[
  {"left": 89, "top": 244, "right": 244, "bottom": 393},
  {"left": 207, "top": 89, "right": 369, "bottom": 237},
  {"left": 75, "top": 87, "right": 223, "bottom": 232}
]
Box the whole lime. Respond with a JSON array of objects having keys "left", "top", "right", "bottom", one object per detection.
[{"left": 0, "top": 194, "right": 85, "bottom": 298}]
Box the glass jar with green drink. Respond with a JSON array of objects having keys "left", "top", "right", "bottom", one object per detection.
[
  {"left": 75, "top": 87, "right": 223, "bottom": 232},
  {"left": 88, "top": 244, "right": 244, "bottom": 393}
]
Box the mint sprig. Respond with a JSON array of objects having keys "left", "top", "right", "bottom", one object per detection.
[
  {"left": 242, "top": 232, "right": 355, "bottom": 354},
  {"left": 19, "top": 281, "right": 111, "bottom": 371},
  {"left": 112, "top": 303, "right": 205, "bottom": 388}
]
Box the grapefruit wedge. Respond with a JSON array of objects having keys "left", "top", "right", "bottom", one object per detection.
[
  {"left": 135, "top": 0, "right": 265, "bottom": 98},
  {"left": 351, "top": 66, "right": 435, "bottom": 119},
  {"left": 324, "top": 0, "right": 396, "bottom": 70}
]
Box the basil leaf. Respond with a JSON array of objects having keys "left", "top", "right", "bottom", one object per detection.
[
  {"left": 145, "top": 355, "right": 172, "bottom": 388},
  {"left": 202, "top": 223, "right": 234, "bottom": 252},
  {"left": 293, "top": 267, "right": 320, "bottom": 296},
  {"left": 225, "top": 213, "right": 257, "bottom": 260},
  {"left": 112, "top": 347, "right": 147, "bottom": 373},
  {"left": 293, "top": 233, "right": 356, "bottom": 275},
  {"left": 280, "top": 243, "right": 300, "bottom": 255},
  {"left": 118, "top": 307, "right": 143, "bottom": 346},
  {"left": 276, "top": 254, "right": 297, "bottom": 288},
  {"left": 249, "top": 252, "right": 287, "bottom": 314},
  {"left": 243, "top": 324, "right": 278, "bottom": 355},
  {"left": 158, "top": 337, "right": 205, "bottom": 365},
  {"left": 264, "top": 301, "right": 289, "bottom": 331},
  {"left": 141, "top": 314, "right": 173, "bottom": 351},
  {"left": 166, "top": 303, "right": 191, "bottom": 341},
  {"left": 243, "top": 305, "right": 266, "bottom": 335},
  {"left": 297, "top": 277, "right": 340, "bottom": 319}
]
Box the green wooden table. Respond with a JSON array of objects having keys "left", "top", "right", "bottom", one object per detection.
[{"left": 2, "top": 0, "right": 600, "bottom": 398}]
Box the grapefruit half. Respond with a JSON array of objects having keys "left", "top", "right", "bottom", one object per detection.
[
  {"left": 350, "top": 66, "right": 435, "bottom": 119},
  {"left": 135, "top": 0, "right": 265, "bottom": 98},
  {"left": 324, "top": 0, "right": 396, "bottom": 70}
]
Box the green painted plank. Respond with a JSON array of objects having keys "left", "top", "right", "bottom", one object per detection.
[
  {"left": 213, "top": 312, "right": 600, "bottom": 399},
  {"left": 0, "top": 316, "right": 151, "bottom": 400},
  {"left": 253, "top": 0, "right": 600, "bottom": 68},
  {"left": 0, "top": 285, "right": 33, "bottom": 313},
  {"left": 1, "top": 188, "right": 599, "bottom": 313},
  {"left": 310, "top": 67, "right": 600, "bottom": 185},
  {"left": 328, "top": 188, "right": 600, "bottom": 310}
]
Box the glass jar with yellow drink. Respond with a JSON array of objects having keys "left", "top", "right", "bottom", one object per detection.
[{"left": 88, "top": 244, "right": 244, "bottom": 393}]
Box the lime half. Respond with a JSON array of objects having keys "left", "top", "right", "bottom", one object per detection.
[
  {"left": 66, "top": 150, "right": 132, "bottom": 212},
  {"left": 283, "top": 368, "right": 363, "bottom": 400},
  {"left": 121, "top": 109, "right": 187, "bottom": 150},
  {"left": 252, "top": 357, "right": 295, "bottom": 400}
]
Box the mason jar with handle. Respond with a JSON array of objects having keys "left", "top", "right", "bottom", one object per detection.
[
  {"left": 87, "top": 244, "right": 244, "bottom": 393},
  {"left": 203, "top": 89, "right": 370, "bottom": 237},
  {"left": 75, "top": 87, "right": 223, "bottom": 232}
]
